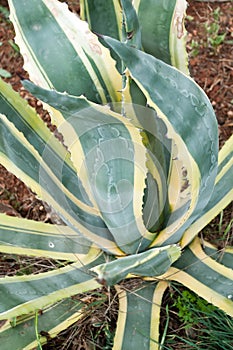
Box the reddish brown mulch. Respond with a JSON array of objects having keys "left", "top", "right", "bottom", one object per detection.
[{"left": 186, "top": 1, "right": 233, "bottom": 146}]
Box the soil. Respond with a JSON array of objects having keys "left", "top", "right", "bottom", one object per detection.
[
  {"left": 186, "top": 0, "right": 233, "bottom": 146},
  {"left": 0, "top": 0, "right": 232, "bottom": 349}
]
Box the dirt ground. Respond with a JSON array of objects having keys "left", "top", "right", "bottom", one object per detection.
[{"left": 0, "top": 0, "right": 232, "bottom": 348}]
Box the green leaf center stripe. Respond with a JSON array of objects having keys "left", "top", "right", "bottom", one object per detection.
[
  {"left": 114, "top": 283, "right": 165, "bottom": 350},
  {"left": 143, "top": 159, "right": 167, "bottom": 232},
  {"left": 81, "top": 0, "right": 122, "bottom": 40},
  {"left": 42, "top": 0, "right": 104, "bottom": 104},
  {"left": 0, "top": 113, "right": 97, "bottom": 216},
  {"left": 0, "top": 213, "right": 103, "bottom": 261},
  {"left": 125, "top": 104, "right": 172, "bottom": 233},
  {"left": 148, "top": 113, "right": 200, "bottom": 246},
  {"left": 137, "top": 0, "right": 175, "bottom": 64},
  {"left": 203, "top": 241, "right": 233, "bottom": 269},
  {"left": 79, "top": 0, "right": 123, "bottom": 74},
  {"left": 65, "top": 103, "right": 156, "bottom": 252},
  {"left": 1, "top": 299, "right": 85, "bottom": 350},
  {"left": 92, "top": 244, "right": 181, "bottom": 286},
  {"left": 9, "top": 0, "right": 121, "bottom": 104}
]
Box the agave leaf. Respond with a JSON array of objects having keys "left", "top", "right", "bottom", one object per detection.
[
  {"left": 202, "top": 240, "right": 233, "bottom": 270},
  {"left": 0, "top": 213, "right": 100, "bottom": 261},
  {"left": 80, "top": 0, "right": 122, "bottom": 40},
  {"left": 162, "top": 237, "right": 233, "bottom": 316},
  {"left": 22, "top": 81, "right": 159, "bottom": 254},
  {"left": 103, "top": 37, "right": 218, "bottom": 246},
  {"left": 0, "top": 298, "right": 86, "bottom": 349},
  {"left": 113, "top": 281, "right": 169, "bottom": 350},
  {"left": 80, "top": 0, "right": 125, "bottom": 74},
  {"left": 92, "top": 244, "right": 181, "bottom": 286},
  {"left": 8, "top": 0, "right": 122, "bottom": 104},
  {"left": 0, "top": 113, "right": 122, "bottom": 255},
  {"left": 181, "top": 135, "right": 233, "bottom": 247},
  {"left": 0, "top": 257, "right": 103, "bottom": 320},
  {"left": 217, "top": 134, "right": 233, "bottom": 174},
  {"left": 134, "top": 0, "right": 189, "bottom": 73},
  {"left": 0, "top": 78, "right": 92, "bottom": 207},
  {"left": 81, "top": 0, "right": 188, "bottom": 73},
  {"left": 121, "top": 0, "right": 142, "bottom": 49}
]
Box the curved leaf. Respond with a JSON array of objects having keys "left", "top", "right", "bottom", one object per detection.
[
  {"left": 181, "top": 135, "right": 233, "bottom": 247},
  {"left": 0, "top": 258, "right": 103, "bottom": 320},
  {"left": 22, "top": 81, "right": 159, "bottom": 254},
  {"left": 0, "top": 113, "right": 121, "bottom": 255},
  {"left": 92, "top": 244, "right": 181, "bottom": 286},
  {"left": 202, "top": 240, "right": 233, "bottom": 270},
  {"left": 134, "top": 0, "right": 189, "bottom": 73},
  {"left": 0, "top": 78, "right": 92, "bottom": 207},
  {"left": 162, "top": 237, "right": 233, "bottom": 316},
  {"left": 0, "top": 298, "right": 86, "bottom": 350},
  {"left": 121, "top": 0, "right": 142, "bottom": 49},
  {"left": 0, "top": 213, "right": 99, "bottom": 261},
  {"left": 8, "top": 0, "right": 122, "bottom": 104},
  {"left": 103, "top": 37, "right": 218, "bottom": 246},
  {"left": 80, "top": 0, "right": 122, "bottom": 41},
  {"left": 113, "top": 281, "right": 169, "bottom": 350}
]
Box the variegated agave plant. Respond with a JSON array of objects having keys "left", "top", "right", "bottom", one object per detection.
[{"left": 0, "top": 0, "right": 232, "bottom": 349}]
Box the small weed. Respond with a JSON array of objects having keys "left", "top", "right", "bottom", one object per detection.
[
  {"left": 212, "top": 7, "right": 221, "bottom": 22},
  {"left": 172, "top": 289, "right": 216, "bottom": 329},
  {"left": 90, "top": 322, "right": 115, "bottom": 350},
  {"left": 8, "top": 39, "right": 20, "bottom": 54},
  {"left": 186, "top": 15, "right": 194, "bottom": 22},
  {"left": 187, "top": 6, "right": 227, "bottom": 57},
  {"left": 0, "top": 68, "right": 12, "bottom": 78},
  {"left": 204, "top": 7, "right": 226, "bottom": 54},
  {"left": 189, "top": 40, "right": 200, "bottom": 57},
  {"left": 0, "top": 5, "right": 10, "bottom": 20},
  {"left": 164, "top": 285, "right": 233, "bottom": 349}
]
